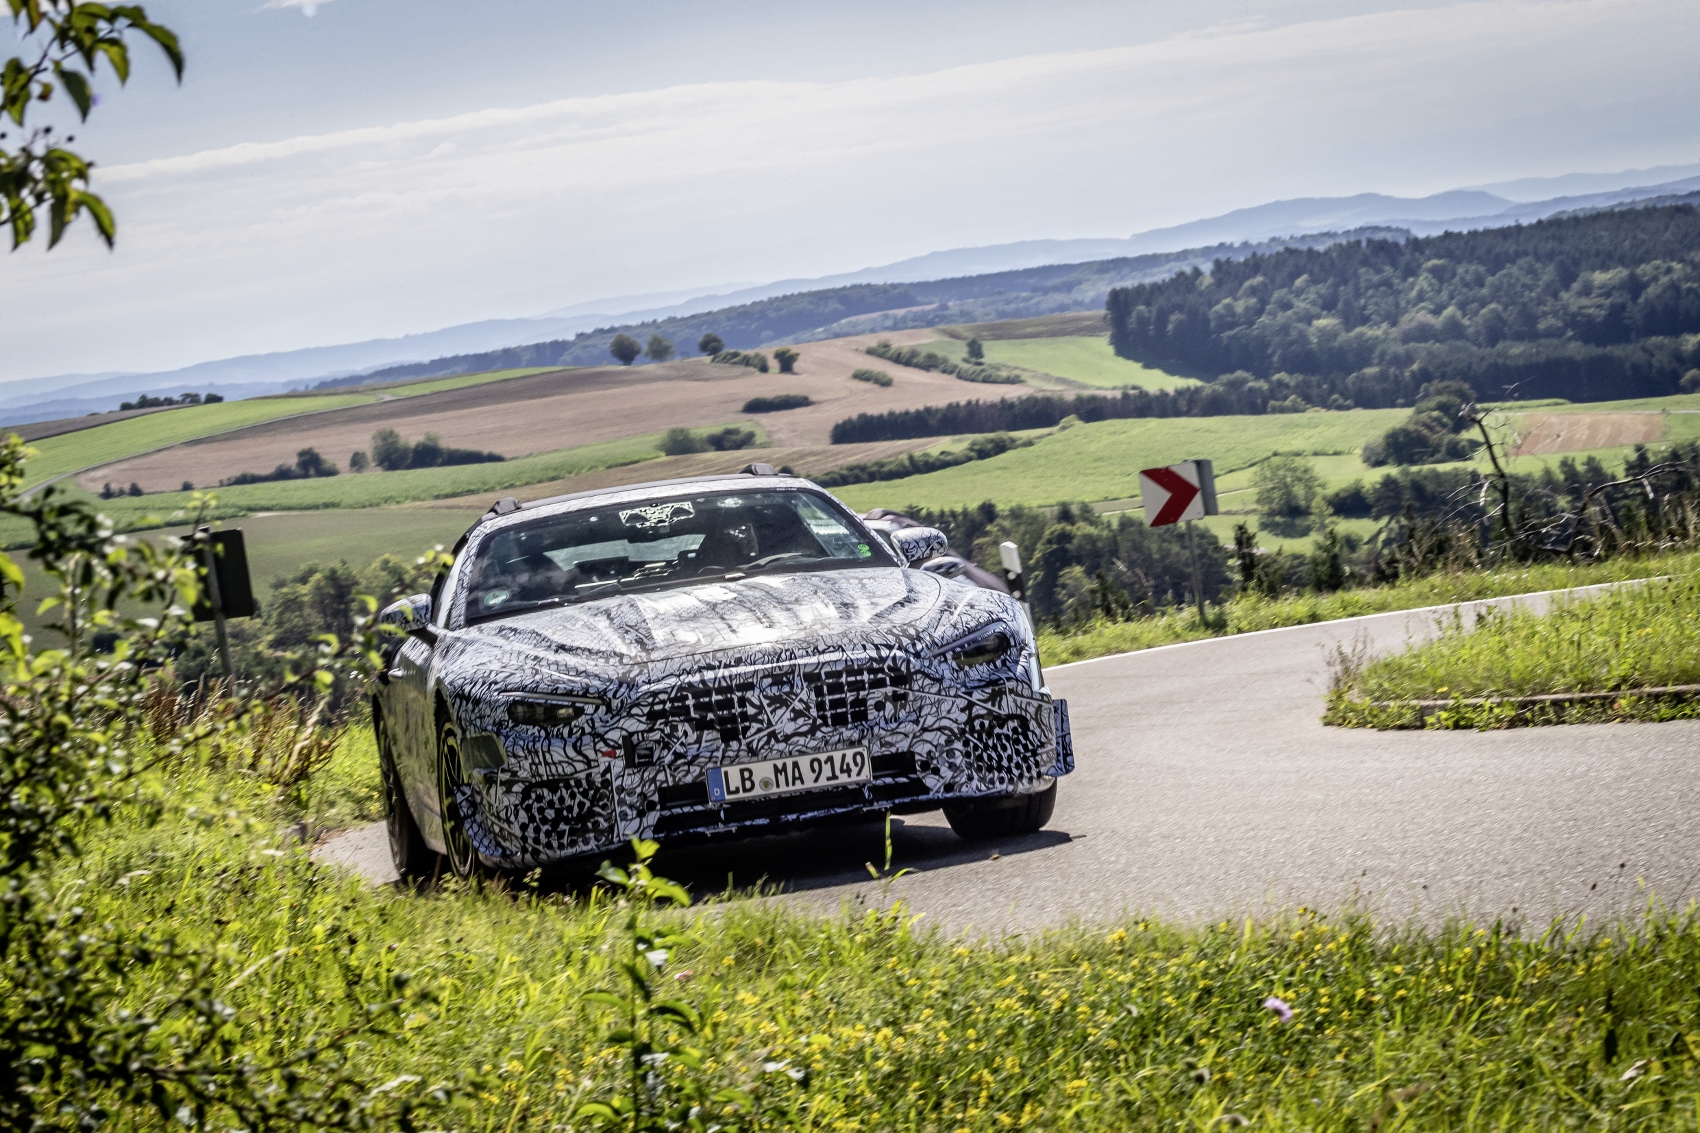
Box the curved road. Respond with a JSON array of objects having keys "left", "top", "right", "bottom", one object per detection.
[{"left": 317, "top": 587, "right": 1700, "bottom": 932}]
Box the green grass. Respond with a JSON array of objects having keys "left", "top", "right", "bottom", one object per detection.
[
  {"left": 66, "top": 746, "right": 1700, "bottom": 1129},
  {"left": 1323, "top": 571, "right": 1700, "bottom": 729},
  {"left": 977, "top": 335, "right": 1201, "bottom": 391},
  {"left": 833, "top": 410, "right": 1406, "bottom": 513},
  {"left": 1038, "top": 549, "right": 1700, "bottom": 667},
  {"left": 356, "top": 366, "right": 562, "bottom": 400},
  {"left": 20, "top": 393, "right": 379, "bottom": 487}
]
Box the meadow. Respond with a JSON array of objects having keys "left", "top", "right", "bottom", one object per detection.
[
  {"left": 832, "top": 409, "right": 1407, "bottom": 513},
  {"left": 21, "top": 366, "right": 561, "bottom": 488},
  {"left": 976, "top": 334, "right": 1202, "bottom": 391}
]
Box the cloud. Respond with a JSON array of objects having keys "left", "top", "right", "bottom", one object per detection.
[
  {"left": 5, "top": 0, "right": 1698, "bottom": 381},
  {"left": 264, "top": 0, "right": 335, "bottom": 15}
]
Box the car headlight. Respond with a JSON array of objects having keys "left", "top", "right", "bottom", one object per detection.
[
  {"left": 937, "top": 624, "right": 1017, "bottom": 670},
  {"left": 504, "top": 693, "right": 605, "bottom": 726}
]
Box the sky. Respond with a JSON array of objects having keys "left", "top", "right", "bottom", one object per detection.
[{"left": 3, "top": 0, "right": 1699, "bottom": 383}]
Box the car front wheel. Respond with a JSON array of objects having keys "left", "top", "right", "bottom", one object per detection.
[
  {"left": 436, "top": 719, "right": 481, "bottom": 878},
  {"left": 378, "top": 711, "right": 436, "bottom": 885},
  {"left": 943, "top": 780, "right": 1056, "bottom": 841}
]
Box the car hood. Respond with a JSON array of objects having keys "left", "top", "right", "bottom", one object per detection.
[{"left": 451, "top": 568, "right": 990, "bottom": 674}]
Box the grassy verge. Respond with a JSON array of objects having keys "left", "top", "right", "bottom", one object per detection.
[
  {"left": 1039, "top": 550, "right": 1700, "bottom": 667},
  {"left": 1325, "top": 571, "right": 1700, "bottom": 729},
  {"left": 69, "top": 754, "right": 1700, "bottom": 1129}
]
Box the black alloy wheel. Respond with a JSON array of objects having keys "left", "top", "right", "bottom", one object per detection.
[
  {"left": 943, "top": 779, "right": 1057, "bottom": 841},
  {"left": 436, "top": 718, "right": 481, "bottom": 878},
  {"left": 377, "top": 711, "right": 435, "bottom": 884}
]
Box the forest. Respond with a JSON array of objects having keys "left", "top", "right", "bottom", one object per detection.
[{"left": 1106, "top": 203, "right": 1700, "bottom": 406}]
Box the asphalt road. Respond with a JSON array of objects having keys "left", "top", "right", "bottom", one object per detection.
[{"left": 316, "top": 586, "right": 1700, "bottom": 933}]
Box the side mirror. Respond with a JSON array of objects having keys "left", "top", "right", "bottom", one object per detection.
[
  {"left": 380, "top": 593, "right": 433, "bottom": 635},
  {"left": 889, "top": 526, "right": 948, "bottom": 567}
]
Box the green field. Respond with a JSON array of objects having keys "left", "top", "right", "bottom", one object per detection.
[
  {"left": 833, "top": 410, "right": 1406, "bottom": 513},
  {"left": 16, "top": 367, "right": 564, "bottom": 489},
  {"left": 977, "top": 335, "right": 1201, "bottom": 391}
]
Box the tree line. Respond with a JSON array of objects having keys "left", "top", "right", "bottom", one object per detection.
[{"left": 1106, "top": 203, "right": 1700, "bottom": 407}]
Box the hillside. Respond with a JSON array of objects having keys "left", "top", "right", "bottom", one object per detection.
[
  {"left": 343, "top": 230, "right": 1408, "bottom": 386},
  {"left": 73, "top": 329, "right": 1021, "bottom": 493},
  {"left": 1107, "top": 203, "right": 1700, "bottom": 407}
]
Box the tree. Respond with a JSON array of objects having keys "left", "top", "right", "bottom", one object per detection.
[
  {"left": 966, "top": 338, "right": 984, "bottom": 361},
  {"left": 609, "top": 333, "right": 641, "bottom": 365},
  {"left": 349, "top": 449, "right": 369, "bottom": 472},
  {"left": 773, "top": 346, "right": 798, "bottom": 374},
  {"left": 370, "top": 427, "right": 412, "bottom": 471},
  {"left": 698, "top": 332, "right": 724, "bottom": 356},
  {"left": 644, "top": 333, "right": 675, "bottom": 362},
  {"left": 3, "top": 2, "right": 183, "bottom": 249},
  {"left": 126, "top": 481, "right": 142, "bottom": 496},
  {"left": 1253, "top": 455, "right": 1323, "bottom": 536}
]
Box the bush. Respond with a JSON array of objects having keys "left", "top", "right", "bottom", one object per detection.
[
  {"left": 742, "top": 394, "right": 812, "bottom": 413},
  {"left": 609, "top": 332, "right": 642, "bottom": 365},
  {"left": 645, "top": 333, "right": 675, "bottom": 362},
  {"left": 367, "top": 427, "right": 503, "bottom": 471},
  {"left": 864, "top": 340, "right": 1024, "bottom": 385},
  {"left": 773, "top": 347, "right": 798, "bottom": 373},
  {"left": 349, "top": 449, "right": 369, "bottom": 472},
  {"left": 660, "top": 426, "right": 758, "bottom": 455},
  {"left": 711, "top": 349, "right": 769, "bottom": 373},
  {"left": 851, "top": 368, "right": 893, "bottom": 387},
  {"left": 697, "top": 332, "right": 724, "bottom": 355},
  {"left": 815, "top": 432, "right": 1031, "bottom": 488},
  {"left": 221, "top": 447, "right": 340, "bottom": 487}
]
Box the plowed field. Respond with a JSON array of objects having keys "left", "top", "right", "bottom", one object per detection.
[
  {"left": 77, "top": 329, "right": 1026, "bottom": 493},
  {"left": 1511, "top": 412, "right": 1665, "bottom": 455}
]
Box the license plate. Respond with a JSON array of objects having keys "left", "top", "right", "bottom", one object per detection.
[{"left": 707, "top": 747, "right": 870, "bottom": 803}]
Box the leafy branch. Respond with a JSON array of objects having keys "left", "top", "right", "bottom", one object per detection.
[{"left": 2, "top": 0, "right": 183, "bottom": 248}]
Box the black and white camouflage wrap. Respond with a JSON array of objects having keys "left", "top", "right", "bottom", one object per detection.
[{"left": 378, "top": 476, "right": 1073, "bottom": 870}]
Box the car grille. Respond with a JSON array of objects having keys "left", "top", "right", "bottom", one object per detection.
[
  {"left": 803, "top": 664, "right": 911, "bottom": 727},
  {"left": 644, "top": 678, "right": 761, "bottom": 742},
  {"left": 643, "top": 661, "right": 912, "bottom": 740}
]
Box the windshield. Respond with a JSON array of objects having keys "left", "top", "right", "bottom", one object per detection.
[{"left": 461, "top": 487, "right": 891, "bottom": 623}]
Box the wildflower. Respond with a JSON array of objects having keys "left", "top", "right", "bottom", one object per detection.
[
  {"left": 1263, "top": 995, "right": 1294, "bottom": 1023},
  {"left": 673, "top": 969, "right": 695, "bottom": 983}
]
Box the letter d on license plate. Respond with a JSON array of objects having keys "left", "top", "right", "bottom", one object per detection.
[{"left": 708, "top": 747, "right": 870, "bottom": 803}]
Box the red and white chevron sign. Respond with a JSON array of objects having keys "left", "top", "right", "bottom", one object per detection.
[{"left": 1138, "top": 459, "right": 1217, "bottom": 527}]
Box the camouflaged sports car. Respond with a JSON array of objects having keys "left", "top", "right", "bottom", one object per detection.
[{"left": 373, "top": 465, "right": 1072, "bottom": 880}]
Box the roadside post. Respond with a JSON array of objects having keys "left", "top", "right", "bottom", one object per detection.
[
  {"left": 1000, "top": 540, "right": 1045, "bottom": 683},
  {"left": 189, "top": 527, "right": 256, "bottom": 683},
  {"left": 1137, "top": 459, "right": 1218, "bottom": 620}
]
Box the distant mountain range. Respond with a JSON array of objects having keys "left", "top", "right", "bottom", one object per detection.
[{"left": 7, "top": 166, "right": 1700, "bottom": 427}]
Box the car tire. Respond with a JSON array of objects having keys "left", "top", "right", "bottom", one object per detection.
[
  {"left": 436, "top": 718, "right": 482, "bottom": 878},
  {"left": 377, "top": 712, "right": 436, "bottom": 886},
  {"left": 943, "top": 780, "right": 1056, "bottom": 841}
]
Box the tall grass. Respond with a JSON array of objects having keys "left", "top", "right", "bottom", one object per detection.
[
  {"left": 1324, "top": 570, "right": 1700, "bottom": 728},
  {"left": 71, "top": 758, "right": 1700, "bottom": 1129},
  {"left": 1039, "top": 549, "right": 1700, "bottom": 667}
]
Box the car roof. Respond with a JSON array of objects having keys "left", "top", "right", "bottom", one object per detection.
[{"left": 455, "top": 465, "right": 828, "bottom": 547}]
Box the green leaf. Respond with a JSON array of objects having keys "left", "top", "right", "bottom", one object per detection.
[
  {"left": 582, "top": 991, "right": 627, "bottom": 1010},
  {"left": 55, "top": 66, "right": 91, "bottom": 119}
]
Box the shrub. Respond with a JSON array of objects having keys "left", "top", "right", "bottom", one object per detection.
[
  {"left": 698, "top": 332, "right": 724, "bottom": 355},
  {"left": 645, "top": 333, "right": 675, "bottom": 362},
  {"left": 712, "top": 349, "right": 769, "bottom": 373},
  {"left": 863, "top": 341, "right": 1024, "bottom": 385},
  {"left": 851, "top": 368, "right": 893, "bottom": 387},
  {"left": 610, "top": 332, "right": 642, "bottom": 365},
  {"left": 815, "top": 432, "right": 1031, "bottom": 488},
  {"left": 367, "top": 428, "right": 503, "bottom": 471},
  {"left": 706, "top": 426, "right": 756, "bottom": 450},
  {"left": 349, "top": 449, "right": 369, "bottom": 472},
  {"left": 773, "top": 346, "right": 798, "bottom": 373},
  {"left": 742, "top": 394, "right": 811, "bottom": 413},
  {"left": 222, "top": 447, "right": 341, "bottom": 486},
  {"left": 660, "top": 427, "right": 706, "bottom": 455}
]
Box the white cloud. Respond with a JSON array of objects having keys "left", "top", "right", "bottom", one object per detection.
[
  {"left": 5, "top": 0, "right": 1698, "bottom": 381},
  {"left": 264, "top": 0, "right": 336, "bottom": 16}
]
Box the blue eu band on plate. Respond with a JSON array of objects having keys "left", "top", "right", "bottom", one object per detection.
[{"left": 708, "top": 747, "right": 870, "bottom": 803}]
